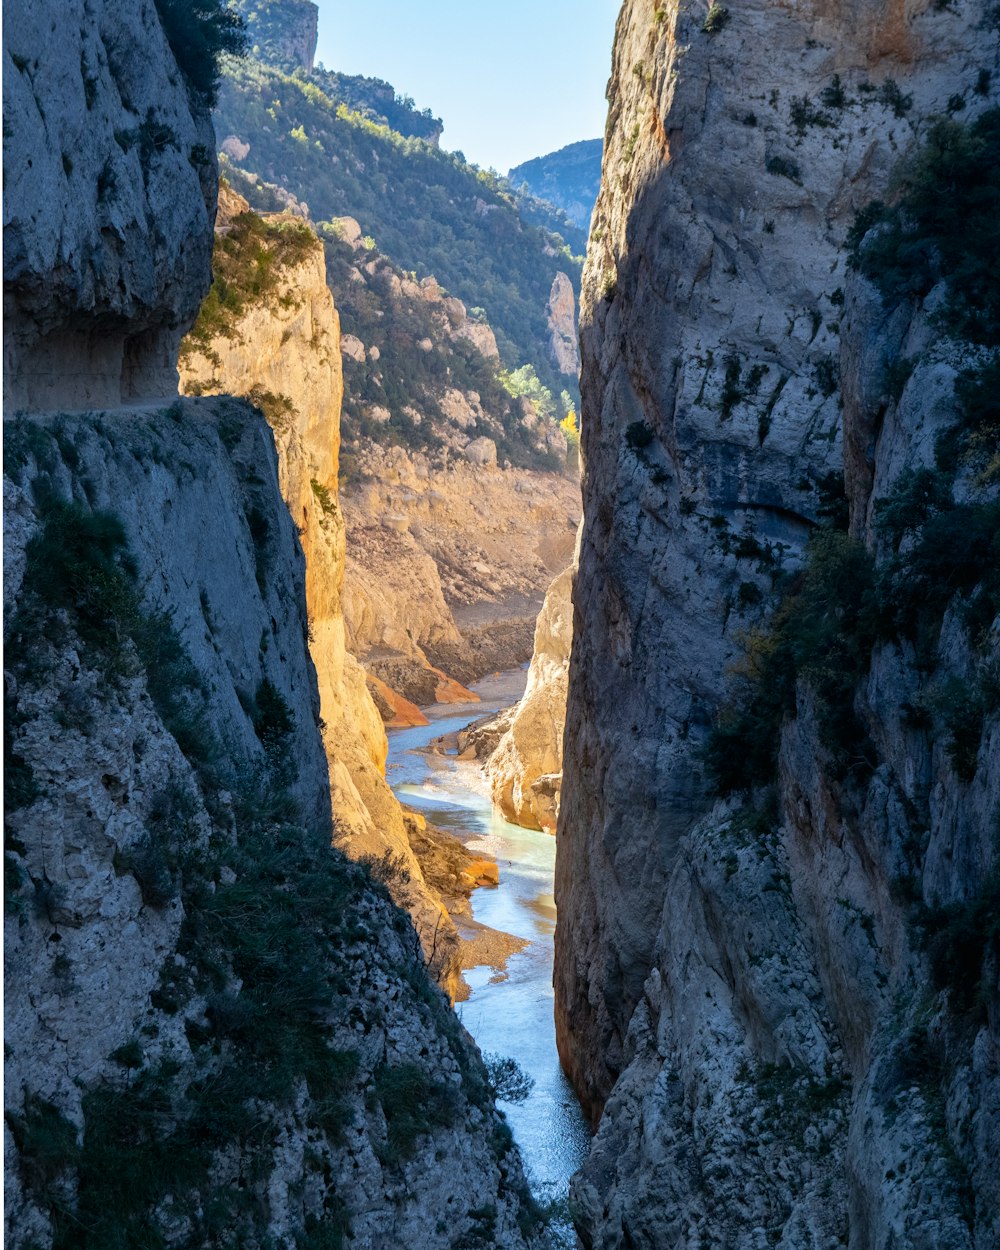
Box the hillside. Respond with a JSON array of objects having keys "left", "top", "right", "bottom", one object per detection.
[
  {"left": 214, "top": 41, "right": 583, "bottom": 407},
  {"left": 509, "top": 138, "right": 603, "bottom": 231}
]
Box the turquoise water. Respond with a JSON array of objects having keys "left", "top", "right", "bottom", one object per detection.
[{"left": 385, "top": 673, "right": 589, "bottom": 1221}]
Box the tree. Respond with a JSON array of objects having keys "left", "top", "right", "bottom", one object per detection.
[
  {"left": 484, "top": 1054, "right": 534, "bottom": 1104},
  {"left": 155, "top": 0, "right": 248, "bottom": 106}
]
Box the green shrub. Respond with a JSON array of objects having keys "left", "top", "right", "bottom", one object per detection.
[
  {"left": 820, "top": 75, "right": 847, "bottom": 109},
  {"left": 705, "top": 530, "right": 878, "bottom": 792},
  {"left": 154, "top": 0, "right": 247, "bottom": 106},
  {"left": 920, "top": 873, "right": 1000, "bottom": 1016},
  {"left": 625, "top": 420, "right": 654, "bottom": 450},
  {"left": 374, "top": 1062, "right": 459, "bottom": 1163},
  {"left": 954, "top": 356, "right": 1000, "bottom": 483},
  {"left": 874, "top": 465, "right": 953, "bottom": 548},
  {"left": 878, "top": 500, "right": 1000, "bottom": 643},
  {"left": 246, "top": 386, "right": 297, "bottom": 434},
  {"left": 848, "top": 109, "right": 1000, "bottom": 345},
  {"left": 720, "top": 354, "right": 743, "bottom": 419},
  {"left": 878, "top": 79, "right": 913, "bottom": 118},
  {"left": 118, "top": 836, "right": 178, "bottom": 908},
  {"left": 930, "top": 678, "right": 989, "bottom": 781},
  {"left": 483, "top": 1054, "right": 535, "bottom": 1104},
  {"left": 766, "top": 154, "right": 801, "bottom": 182},
  {"left": 21, "top": 499, "right": 137, "bottom": 650},
  {"left": 6, "top": 1095, "right": 79, "bottom": 1190},
  {"left": 703, "top": 4, "right": 730, "bottom": 34},
  {"left": 251, "top": 677, "right": 295, "bottom": 766},
  {"left": 790, "top": 96, "right": 833, "bottom": 135}
]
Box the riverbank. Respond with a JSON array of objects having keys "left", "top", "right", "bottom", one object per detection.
[{"left": 385, "top": 669, "right": 589, "bottom": 1229}]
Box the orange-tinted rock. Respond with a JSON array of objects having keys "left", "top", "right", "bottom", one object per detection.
[{"left": 366, "top": 672, "right": 430, "bottom": 728}]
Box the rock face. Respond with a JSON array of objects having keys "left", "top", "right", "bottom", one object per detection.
[
  {"left": 4, "top": 406, "right": 537, "bottom": 1250},
  {"left": 547, "top": 271, "right": 581, "bottom": 377},
  {"left": 341, "top": 442, "right": 580, "bottom": 704},
  {"left": 557, "top": 1, "right": 998, "bottom": 1247},
  {"left": 3, "top": 0, "right": 217, "bottom": 411},
  {"left": 237, "top": 0, "right": 319, "bottom": 72},
  {"left": 486, "top": 563, "right": 575, "bottom": 832},
  {"left": 179, "top": 188, "right": 470, "bottom": 1000}
]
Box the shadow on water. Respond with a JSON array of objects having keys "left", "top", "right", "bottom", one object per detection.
[{"left": 385, "top": 671, "right": 589, "bottom": 1238}]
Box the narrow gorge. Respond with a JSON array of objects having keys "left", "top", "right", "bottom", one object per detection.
[{"left": 5, "top": 1, "right": 998, "bottom": 1249}]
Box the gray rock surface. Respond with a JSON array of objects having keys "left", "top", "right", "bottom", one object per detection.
[
  {"left": 486, "top": 562, "right": 575, "bottom": 832},
  {"left": 557, "top": 0, "right": 999, "bottom": 1246},
  {"left": 548, "top": 271, "right": 580, "bottom": 377},
  {"left": 3, "top": 0, "right": 217, "bottom": 411},
  {"left": 3, "top": 6, "right": 539, "bottom": 1245},
  {"left": 3, "top": 407, "right": 537, "bottom": 1250}
]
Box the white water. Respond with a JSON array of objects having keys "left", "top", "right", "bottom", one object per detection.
[{"left": 385, "top": 671, "right": 589, "bottom": 1224}]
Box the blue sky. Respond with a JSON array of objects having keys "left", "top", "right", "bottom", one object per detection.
[{"left": 313, "top": 0, "right": 619, "bottom": 173}]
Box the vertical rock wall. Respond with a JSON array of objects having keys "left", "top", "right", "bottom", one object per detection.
[
  {"left": 3, "top": 0, "right": 217, "bottom": 410},
  {"left": 558, "top": 0, "right": 998, "bottom": 1246},
  {"left": 486, "top": 561, "right": 576, "bottom": 832},
  {"left": 3, "top": 4, "right": 540, "bottom": 1245}
]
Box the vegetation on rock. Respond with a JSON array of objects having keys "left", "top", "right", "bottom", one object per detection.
[
  {"left": 182, "top": 208, "right": 318, "bottom": 362},
  {"left": 3, "top": 440, "right": 537, "bottom": 1246},
  {"left": 154, "top": 0, "right": 248, "bottom": 106},
  {"left": 848, "top": 108, "right": 1000, "bottom": 345},
  {"left": 213, "top": 56, "right": 582, "bottom": 405}
]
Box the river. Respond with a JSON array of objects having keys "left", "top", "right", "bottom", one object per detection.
[{"left": 385, "top": 669, "right": 589, "bottom": 1240}]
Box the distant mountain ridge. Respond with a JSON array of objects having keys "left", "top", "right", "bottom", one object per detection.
[{"left": 509, "top": 138, "right": 603, "bottom": 231}]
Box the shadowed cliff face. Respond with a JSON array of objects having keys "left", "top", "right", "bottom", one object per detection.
[
  {"left": 3, "top": 0, "right": 218, "bottom": 411},
  {"left": 557, "top": 0, "right": 998, "bottom": 1246}
]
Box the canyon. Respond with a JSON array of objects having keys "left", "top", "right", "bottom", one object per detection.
[{"left": 5, "top": 0, "right": 999, "bottom": 1248}]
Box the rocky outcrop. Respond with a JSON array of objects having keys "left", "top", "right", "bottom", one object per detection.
[
  {"left": 3, "top": 8, "right": 541, "bottom": 1242},
  {"left": 558, "top": 1, "right": 998, "bottom": 1246},
  {"left": 4, "top": 404, "right": 538, "bottom": 1250},
  {"left": 485, "top": 563, "right": 574, "bottom": 832},
  {"left": 3, "top": 0, "right": 217, "bottom": 411},
  {"left": 179, "top": 188, "right": 473, "bottom": 999},
  {"left": 237, "top": 0, "right": 319, "bottom": 73},
  {"left": 547, "top": 272, "right": 580, "bottom": 377}
]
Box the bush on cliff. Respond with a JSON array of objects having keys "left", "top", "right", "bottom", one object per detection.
[
  {"left": 705, "top": 530, "right": 879, "bottom": 793},
  {"left": 848, "top": 108, "right": 1000, "bottom": 345},
  {"left": 155, "top": 0, "right": 248, "bottom": 106},
  {"left": 182, "top": 210, "right": 317, "bottom": 360}
]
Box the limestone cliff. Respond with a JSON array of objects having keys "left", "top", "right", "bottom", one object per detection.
[
  {"left": 341, "top": 442, "right": 580, "bottom": 705},
  {"left": 179, "top": 187, "right": 469, "bottom": 999},
  {"left": 547, "top": 272, "right": 581, "bottom": 377},
  {"left": 3, "top": 0, "right": 217, "bottom": 411},
  {"left": 558, "top": 1, "right": 998, "bottom": 1246},
  {"left": 485, "top": 563, "right": 575, "bottom": 832},
  {"left": 4, "top": 405, "right": 538, "bottom": 1250}
]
